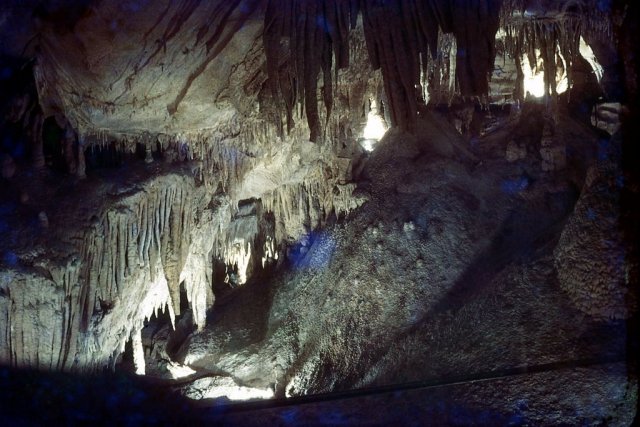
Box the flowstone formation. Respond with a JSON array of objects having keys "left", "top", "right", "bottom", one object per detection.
[
  {"left": 173, "top": 109, "right": 635, "bottom": 425},
  {"left": 1, "top": 170, "right": 206, "bottom": 371}
]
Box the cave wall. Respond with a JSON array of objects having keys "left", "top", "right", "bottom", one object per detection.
[
  {"left": 0, "top": 115, "right": 369, "bottom": 372},
  {"left": 0, "top": 0, "right": 633, "bottom": 376}
]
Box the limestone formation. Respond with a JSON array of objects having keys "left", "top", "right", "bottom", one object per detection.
[
  {"left": 554, "top": 162, "right": 638, "bottom": 320},
  {"left": 0, "top": 1, "right": 636, "bottom": 424},
  {"left": 0, "top": 114, "right": 363, "bottom": 373}
]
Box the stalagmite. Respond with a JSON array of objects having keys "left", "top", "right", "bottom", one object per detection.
[
  {"left": 0, "top": 0, "right": 629, "bottom": 402},
  {"left": 131, "top": 328, "right": 146, "bottom": 375},
  {"left": 555, "top": 162, "right": 638, "bottom": 320}
]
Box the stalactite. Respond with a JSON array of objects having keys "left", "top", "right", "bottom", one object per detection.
[
  {"left": 264, "top": 0, "right": 341, "bottom": 142},
  {"left": 264, "top": 0, "right": 502, "bottom": 137},
  {"left": 427, "top": 31, "right": 457, "bottom": 105},
  {"left": 450, "top": 0, "right": 503, "bottom": 97},
  {"left": 0, "top": 171, "right": 221, "bottom": 371},
  {"left": 500, "top": 0, "right": 611, "bottom": 102}
]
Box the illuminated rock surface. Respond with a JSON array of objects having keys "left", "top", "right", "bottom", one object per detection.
[{"left": 0, "top": 0, "right": 637, "bottom": 425}]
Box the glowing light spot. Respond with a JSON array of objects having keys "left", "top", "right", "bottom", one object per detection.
[
  {"left": 522, "top": 51, "right": 546, "bottom": 98},
  {"left": 262, "top": 235, "right": 278, "bottom": 267},
  {"left": 359, "top": 138, "right": 377, "bottom": 152},
  {"left": 167, "top": 362, "right": 196, "bottom": 379},
  {"left": 225, "top": 239, "right": 251, "bottom": 286},
  {"left": 521, "top": 48, "right": 568, "bottom": 98},
  {"left": 359, "top": 100, "right": 388, "bottom": 152},
  {"left": 196, "top": 379, "right": 275, "bottom": 401},
  {"left": 362, "top": 111, "right": 387, "bottom": 140},
  {"left": 131, "top": 328, "right": 145, "bottom": 375}
]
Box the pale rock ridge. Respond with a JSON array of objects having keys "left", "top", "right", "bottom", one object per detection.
[{"left": 78, "top": 112, "right": 365, "bottom": 282}]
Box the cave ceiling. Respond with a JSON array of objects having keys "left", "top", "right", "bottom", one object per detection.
[
  {"left": 3, "top": 0, "right": 266, "bottom": 137},
  {"left": 0, "top": 0, "right": 616, "bottom": 141}
]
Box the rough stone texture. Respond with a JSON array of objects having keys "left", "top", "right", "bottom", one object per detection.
[
  {"left": 554, "top": 161, "right": 638, "bottom": 320},
  {"left": 211, "top": 363, "right": 637, "bottom": 426},
  {"left": 540, "top": 145, "right": 567, "bottom": 171},
  {"left": 33, "top": 0, "right": 264, "bottom": 136},
  {"left": 506, "top": 139, "right": 527, "bottom": 161},
  {"left": 9, "top": 0, "right": 386, "bottom": 158},
  {"left": 0, "top": 118, "right": 364, "bottom": 373},
  {"left": 0, "top": 361, "right": 635, "bottom": 425},
  {"left": 177, "top": 114, "right": 500, "bottom": 395},
  {"left": 592, "top": 102, "right": 622, "bottom": 135},
  {"left": 0, "top": 168, "right": 213, "bottom": 370},
  {"left": 0, "top": 4, "right": 374, "bottom": 372},
  {"left": 0, "top": 1, "right": 635, "bottom": 423},
  {"left": 173, "top": 111, "right": 633, "bottom": 424}
]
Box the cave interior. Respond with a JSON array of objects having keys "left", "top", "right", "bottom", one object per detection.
[{"left": 0, "top": 0, "right": 638, "bottom": 425}]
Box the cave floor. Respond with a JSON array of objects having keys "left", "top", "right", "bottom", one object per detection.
[
  {"left": 196, "top": 361, "right": 634, "bottom": 426},
  {"left": 162, "top": 111, "right": 636, "bottom": 424}
]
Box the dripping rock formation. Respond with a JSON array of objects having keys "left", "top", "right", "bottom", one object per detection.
[{"left": 0, "top": 0, "right": 638, "bottom": 424}]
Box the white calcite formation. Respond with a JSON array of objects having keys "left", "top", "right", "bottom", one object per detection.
[
  {"left": 0, "top": 111, "right": 364, "bottom": 373},
  {"left": 0, "top": 0, "right": 379, "bottom": 373},
  {"left": 0, "top": 173, "right": 204, "bottom": 370},
  {"left": 177, "top": 113, "right": 512, "bottom": 397},
  {"left": 173, "top": 108, "right": 634, "bottom": 414},
  {"left": 0, "top": 5, "right": 633, "bottom": 420}
]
